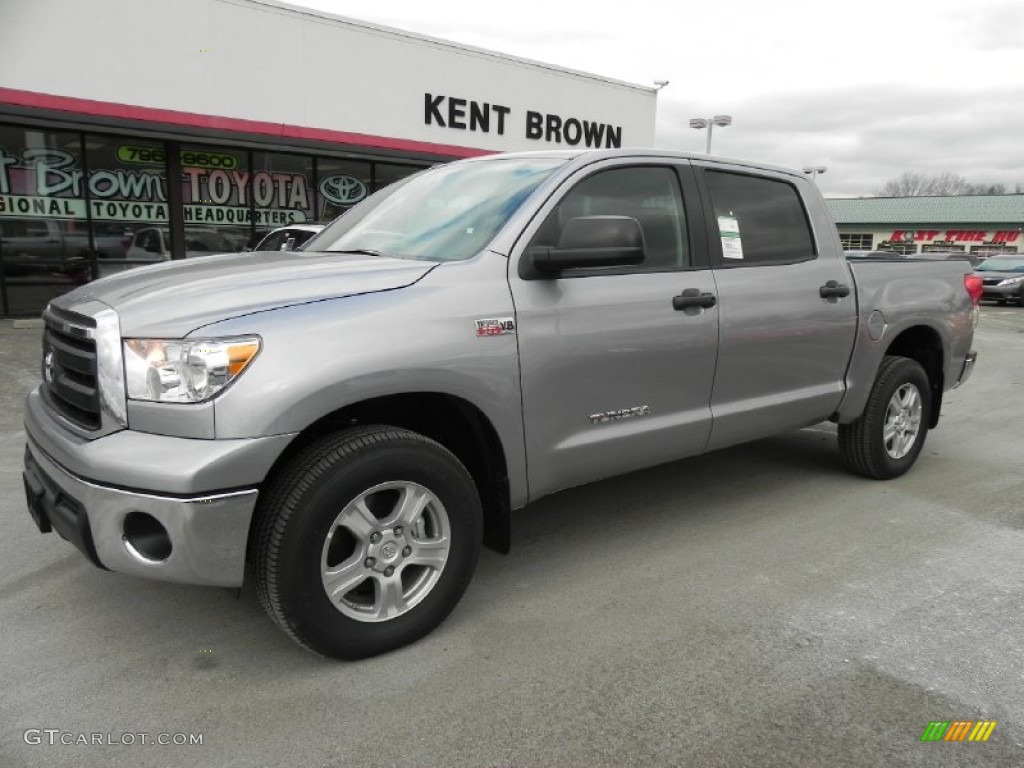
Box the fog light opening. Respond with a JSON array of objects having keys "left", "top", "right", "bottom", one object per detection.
[{"left": 122, "top": 512, "right": 172, "bottom": 563}]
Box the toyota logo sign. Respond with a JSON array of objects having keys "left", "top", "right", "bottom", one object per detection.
[{"left": 319, "top": 175, "right": 368, "bottom": 207}]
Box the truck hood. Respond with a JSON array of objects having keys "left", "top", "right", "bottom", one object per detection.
[{"left": 53, "top": 250, "right": 437, "bottom": 337}]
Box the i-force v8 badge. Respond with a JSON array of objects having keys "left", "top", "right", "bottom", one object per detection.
[{"left": 475, "top": 318, "right": 516, "bottom": 337}]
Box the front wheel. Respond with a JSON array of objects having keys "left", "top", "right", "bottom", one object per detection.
[
  {"left": 838, "top": 356, "right": 931, "bottom": 479},
  {"left": 253, "top": 426, "right": 482, "bottom": 659}
]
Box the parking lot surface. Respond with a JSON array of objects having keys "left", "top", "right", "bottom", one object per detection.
[{"left": 1, "top": 306, "right": 1022, "bottom": 768}]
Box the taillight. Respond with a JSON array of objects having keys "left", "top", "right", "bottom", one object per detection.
[{"left": 964, "top": 274, "right": 983, "bottom": 305}]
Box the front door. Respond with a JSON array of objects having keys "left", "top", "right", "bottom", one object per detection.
[{"left": 509, "top": 161, "right": 720, "bottom": 500}]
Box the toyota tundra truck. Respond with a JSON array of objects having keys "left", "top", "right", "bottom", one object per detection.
[{"left": 21, "top": 150, "right": 980, "bottom": 659}]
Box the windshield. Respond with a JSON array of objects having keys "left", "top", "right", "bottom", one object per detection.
[
  {"left": 303, "top": 158, "right": 564, "bottom": 262},
  {"left": 976, "top": 258, "right": 1024, "bottom": 272}
]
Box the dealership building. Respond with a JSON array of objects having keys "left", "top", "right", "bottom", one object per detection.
[
  {"left": 0, "top": 0, "right": 657, "bottom": 316},
  {"left": 827, "top": 195, "right": 1024, "bottom": 256}
]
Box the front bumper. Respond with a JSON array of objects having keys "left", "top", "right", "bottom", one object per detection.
[
  {"left": 22, "top": 386, "right": 296, "bottom": 587},
  {"left": 981, "top": 284, "right": 1024, "bottom": 301},
  {"left": 23, "top": 435, "right": 258, "bottom": 586}
]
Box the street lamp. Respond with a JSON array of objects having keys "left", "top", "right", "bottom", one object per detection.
[
  {"left": 803, "top": 166, "right": 827, "bottom": 182},
  {"left": 689, "top": 114, "right": 732, "bottom": 154}
]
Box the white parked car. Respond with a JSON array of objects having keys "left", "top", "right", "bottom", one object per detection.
[
  {"left": 125, "top": 227, "right": 238, "bottom": 261},
  {"left": 96, "top": 227, "right": 239, "bottom": 277},
  {"left": 253, "top": 224, "right": 325, "bottom": 252}
]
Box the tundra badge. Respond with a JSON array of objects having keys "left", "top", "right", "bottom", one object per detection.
[{"left": 589, "top": 405, "right": 651, "bottom": 424}]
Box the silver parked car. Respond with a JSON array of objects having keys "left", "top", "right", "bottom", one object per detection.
[{"left": 973, "top": 255, "right": 1024, "bottom": 305}]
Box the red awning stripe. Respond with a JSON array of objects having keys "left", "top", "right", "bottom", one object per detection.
[{"left": 0, "top": 87, "right": 491, "bottom": 159}]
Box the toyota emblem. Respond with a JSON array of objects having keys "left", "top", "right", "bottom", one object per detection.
[{"left": 318, "top": 174, "right": 368, "bottom": 207}]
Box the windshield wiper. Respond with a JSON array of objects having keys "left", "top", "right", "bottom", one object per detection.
[{"left": 327, "top": 248, "right": 386, "bottom": 258}]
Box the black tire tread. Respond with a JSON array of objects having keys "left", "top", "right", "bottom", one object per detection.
[
  {"left": 252, "top": 425, "right": 472, "bottom": 655},
  {"left": 838, "top": 355, "right": 930, "bottom": 480}
]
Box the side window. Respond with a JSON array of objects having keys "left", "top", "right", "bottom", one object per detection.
[
  {"left": 138, "top": 230, "right": 159, "bottom": 253},
  {"left": 704, "top": 171, "right": 815, "bottom": 265},
  {"left": 292, "top": 230, "right": 317, "bottom": 250},
  {"left": 258, "top": 232, "right": 284, "bottom": 252},
  {"left": 529, "top": 166, "right": 689, "bottom": 271}
]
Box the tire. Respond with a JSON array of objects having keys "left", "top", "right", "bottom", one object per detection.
[
  {"left": 838, "top": 356, "right": 931, "bottom": 480},
  {"left": 253, "top": 426, "right": 482, "bottom": 659},
  {"left": 1018, "top": 289, "right": 1024, "bottom": 307}
]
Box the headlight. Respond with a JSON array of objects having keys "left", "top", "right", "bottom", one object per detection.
[
  {"left": 997, "top": 276, "right": 1024, "bottom": 286},
  {"left": 123, "top": 337, "right": 261, "bottom": 403}
]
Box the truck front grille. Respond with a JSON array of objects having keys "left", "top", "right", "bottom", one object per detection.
[{"left": 41, "top": 306, "right": 101, "bottom": 431}]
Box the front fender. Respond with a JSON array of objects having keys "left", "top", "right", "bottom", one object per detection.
[{"left": 203, "top": 252, "right": 528, "bottom": 506}]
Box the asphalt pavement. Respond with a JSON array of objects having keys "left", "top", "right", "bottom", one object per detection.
[{"left": 1, "top": 306, "right": 1022, "bottom": 768}]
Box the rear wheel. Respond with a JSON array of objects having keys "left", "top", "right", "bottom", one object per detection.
[
  {"left": 253, "top": 426, "right": 482, "bottom": 659},
  {"left": 838, "top": 356, "right": 931, "bottom": 479}
]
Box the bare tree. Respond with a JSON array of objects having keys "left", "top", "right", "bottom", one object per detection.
[
  {"left": 927, "top": 172, "right": 972, "bottom": 196},
  {"left": 969, "top": 183, "right": 1008, "bottom": 195},
  {"left": 876, "top": 171, "right": 933, "bottom": 197},
  {"left": 876, "top": 171, "right": 1016, "bottom": 197}
]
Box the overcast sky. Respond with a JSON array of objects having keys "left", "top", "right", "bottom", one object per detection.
[{"left": 291, "top": 0, "right": 1024, "bottom": 198}]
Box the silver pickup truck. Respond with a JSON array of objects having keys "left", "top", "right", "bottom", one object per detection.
[{"left": 21, "top": 150, "right": 979, "bottom": 658}]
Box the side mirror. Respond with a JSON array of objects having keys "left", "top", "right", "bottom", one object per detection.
[{"left": 528, "top": 216, "right": 644, "bottom": 275}]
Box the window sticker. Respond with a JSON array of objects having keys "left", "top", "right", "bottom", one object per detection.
[{"left": 718, "top": 215, "right": 744, "bottom": 260}]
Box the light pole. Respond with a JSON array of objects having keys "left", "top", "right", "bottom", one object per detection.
[
  {"left": 689, "top": 114, "right": 732, "bottom": 154},
  {"left": 803, "top": 166, "right": 827, "bottom": 182}
]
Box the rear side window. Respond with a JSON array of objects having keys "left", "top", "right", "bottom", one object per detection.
[{"left": 704, "top": 171, "right": 815, "bottom": 265}]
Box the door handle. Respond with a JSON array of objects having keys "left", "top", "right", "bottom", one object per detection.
[
  {"left": 819, "top": 280, "right": 851, "bottom": 298},
  {"left": 673, "top": 288, "right": 717, "bottom": 311}
]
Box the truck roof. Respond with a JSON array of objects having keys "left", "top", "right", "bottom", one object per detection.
[{"left": 463, "top": 148, "right": 806, "bottom": 181}]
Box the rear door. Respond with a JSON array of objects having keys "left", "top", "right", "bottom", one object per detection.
[
  {"left": 509, "top": 159, "right": 720, "bottom": 500},
  {"left": 692, "top": 162, "right": 858, "bottom": 450}
]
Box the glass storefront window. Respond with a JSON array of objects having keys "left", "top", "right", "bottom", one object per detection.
[
  {"left": 181, "top": 144, "right": 251, "bottom": 256},
  {"left": 316, "top": 158, "right": 372, "bottom": 223},
  {"left": 1, "top": 122, "right": 444, "bottom": 316},
  {"left": 85, "top": 135, "right": 168, "bottom": 278},
  {"left": 0, "top": 126, "right": 87, "bottom": 315},
  {"left": 251, "top": 151, "right": 314, "bottom": 247},
  {"left": 374, "top": 162, "right": 424, "bottom": 193}
]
